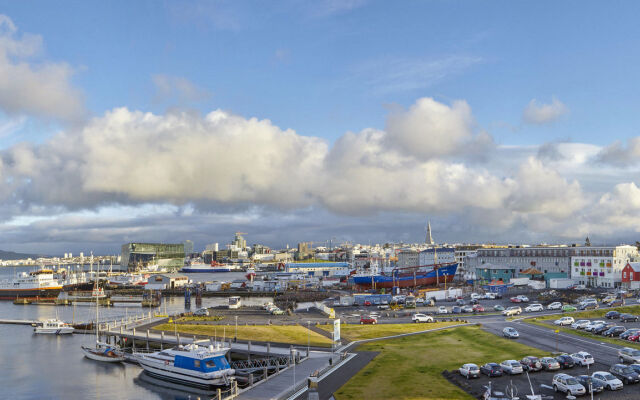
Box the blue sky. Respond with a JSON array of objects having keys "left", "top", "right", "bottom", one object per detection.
[{"left": 0, "top": 1, "right": 640, "bottom": 254}]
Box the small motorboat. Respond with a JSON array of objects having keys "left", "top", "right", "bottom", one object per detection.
[
  {"left": 34, "top": 319, "right": 74, "bottom": 335},
  {"left": 81, "top": 341, "right": 125, "bottom": 362}
]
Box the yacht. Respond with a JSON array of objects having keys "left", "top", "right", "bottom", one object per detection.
[
  {"left": 34, "top": 319, "right": 74, "bottom": 335},
  {"left": 135, "top": 342, "right": 235, "bottom": 389}
]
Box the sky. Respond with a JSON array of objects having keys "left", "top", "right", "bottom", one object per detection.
[{"left": 0, "top": 1, "right": 640, "bottom": 255}]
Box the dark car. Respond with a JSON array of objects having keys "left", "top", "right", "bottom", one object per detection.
[
  {"left": 555, "top": 354, "right": 575, "bottom": 369},
  {"left": 593, "top": 323, "right": 615, "bottom": 335},
  {"left": 456, "top": 299, "right": 466, "bottom": 306},
  {"left": 621, "top": 329, "right": 640, "bottom": 340},
  {"left": 579, "top": 303, "right": 599, "bottom": 310},
  {"left": 609, "top": 299, "right": 624, "bottom": 307},
  {"left": 576, "top": 375, "right": 604, "bottom": 393},
  {"left": 520, "top": 356, "right": 543, "bottom": 372},
  {"left": 451, "top": 306, "right": 462, "bottom": 314},
  {"left": 621, "top": 314, "right": 639, "bottom": 322},
  {"left": 603, "top": 326, "right": 626, "bottom": 337},
  {"left": 470, "top": 298, "right": 479, "bottom": 305},
  {"left": 480, "top": 363, "right": 503, "bottom": 377},
  {"left": 628, "top": 364, "right": 640, "bottom": 375},
  {"left": 606, "top": 311, "right": 621, "bottom": 319},
  {"left": 610, "top": 363, "right": 640, "bottom": 385}
]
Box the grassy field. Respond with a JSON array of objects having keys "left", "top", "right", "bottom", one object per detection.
[
  {"left": 334, "top": 326, "right": 552, "bottom": 400},
  {"left": 171, "top": 315, "right": 225, "bottom": 323},
  {"left": 318, "top": 322, "right": 463, "bottom": 341},
  {"left": 153, "top": 323, "right": 333, "bottom": 347}
]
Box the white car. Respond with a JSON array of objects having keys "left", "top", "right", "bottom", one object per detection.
[
  {"left": 547, "top": 302, "right": 562, "bottom": 310},
  {"left": 571, "top": 320, "right": 591, "bottom": 329},
  {"left": 483, "top": 293, "right": 497, "bottom": 300},
  {"left": 591, "top": 371, "right": 623, "bottom": 390},
  {"left": 552, "top": 373, "right": 586, "bottom": 396},
  {"left": 571, "top": 351, "right": 595, "bottom": 366},
  {"left": 437, "top": 306, "right": 448, "bottom": 314},
  {"left": 459, "top": 363, "right": 480, "bottom": 379},
  {"left": 554, "top": 316, "right": 575, "bottom": 326},
  {"left": 575, "top": 284, "right": 586, "bottom": 290},
  {"left": 502, "top": 306, "right": 522, "bottom": 316},
  {"left": 525, "top": 304, "right": 544, "bottom": 312},
  {"left": 500, "top": 360, "right": 524, "bottom": 375},
  {"left": 516, "top": 295, "right": 529, "bottom": 302},
  {"left": 585, "top": 320, "right": 605, "bottom": 332},
  {"left": 412, "top": 313, "right": 434, "bottom": 323},
  {"left": 470, "top": 293, "right": 482, "bottom": 300}
]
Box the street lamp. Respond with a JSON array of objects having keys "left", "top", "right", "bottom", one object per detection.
[{"left": 235, "top": 315, "right": 238, "bottom": 341}]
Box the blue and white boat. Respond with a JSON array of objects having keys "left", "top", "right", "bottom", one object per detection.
[{"left": 135, "top": 343, "right": 235, "bottom": 389}]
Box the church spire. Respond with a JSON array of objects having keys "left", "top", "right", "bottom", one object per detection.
[{"left": 426, "top": 220, "right": 434, "bottom": 245}]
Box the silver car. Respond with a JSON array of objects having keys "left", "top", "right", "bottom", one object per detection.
[
  {"left": 459, "top": 363, "right": 480, "bottom": 379},
  {"left": 552, "top": 373, "right": 586, "bottom": 396},
  {"left": 500, "top": 360, "right": 524, "bottom": 375},
  {"left": 619, "top": 347, "right": 640, "bottom": 364},
  {"left": 540, "top": 357, "right": 561, "bottom": 370},
  {"left": 591, "top": 371, "right": 623, "bottom": 390}
]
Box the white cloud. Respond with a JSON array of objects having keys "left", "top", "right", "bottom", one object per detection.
[
  {"left": 595, "top": 137, "right": 640, "bottom": 167},
  {"left": 0, "top": 15, "right": 84, "bottom": 121},
  {"left": 522, "top": 97, "right": 568, "bottom": 125},
  {"left": 152, "top": 74, "right": 211, "bottom": 104}
]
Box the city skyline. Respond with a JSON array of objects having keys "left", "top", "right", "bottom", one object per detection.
[{"left": 0, "top": 2, "right": 640, "bottom": 253}]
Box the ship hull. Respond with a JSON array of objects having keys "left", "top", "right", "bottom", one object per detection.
[
  {"left": 180, "top": 267, "right": 234, "bottom": 273},
  {"left": 0, "top": 287, "right": 62, "bottom": 300},
  {"left": 353, "top": 264, "right": 458, "bottom": 289}
]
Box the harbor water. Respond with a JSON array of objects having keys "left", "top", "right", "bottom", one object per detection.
[{"left": 0, "top": 266, "right": 270, "bottom": 399}]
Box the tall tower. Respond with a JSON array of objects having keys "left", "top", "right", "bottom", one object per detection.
[{"left": 426, "top": 220, "right": 434, "bottom": 245}]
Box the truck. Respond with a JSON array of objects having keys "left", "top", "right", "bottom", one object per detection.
[{"left": 549, "top": 278, "right": 575, "bottom": 289}]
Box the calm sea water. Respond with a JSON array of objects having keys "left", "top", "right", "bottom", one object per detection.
[{"left": 0, "top": 267, "right": 268, "bottom": 400}]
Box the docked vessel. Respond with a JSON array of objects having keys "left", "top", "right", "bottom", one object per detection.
[
  {"left": 0, "top": 269, "right": 63, "bottom": 299},
  {"left": 352, "top": 263, "right": 458, "bottom": 289},
  {"left": 181, "top": 259, "right": 237, "bottom": 273},
  {"left": 34, "top": 319, "right": 74, "bottom": 335},
  {"left": 135, "top": 343, "right": 235, "bottom": 389},
  {"left": 108, "top": 273, "right": 147, "bottom": 286}
]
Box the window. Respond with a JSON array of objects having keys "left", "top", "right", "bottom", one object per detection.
[{"left": 194, "top": 360, "right": 201, "bottom": 368}]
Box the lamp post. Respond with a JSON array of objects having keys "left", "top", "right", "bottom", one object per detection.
[{"left": 235, "top": 315, "right": 238, "bottom": 341}]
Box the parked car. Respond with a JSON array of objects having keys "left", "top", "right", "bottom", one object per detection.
[
  {"left": 359, "top": 315, "right": 377, "bottom": 325},
  {"left": 547, "top": 302, "right": 562, "bottom": 310},
  {"left": 525, "top": 304, "right": 544, "bottom": 312},
  {"left": 271, "top": 308, "right": 284, "bottom": 315},
  {"left": 469, "top": 298, "right": 479, "bottom": 305},
  {"left": 552, "top": 373, "right": 586, "bottom": 396},
  {"left": 606, "top": 311, "right": 621, "bottom": 319},
  {"left": 480, "top": 362, "right": 503, "bottom": 377},
  {"left": 456, "top": 299, "right": 466, "bottom": 306},
  {"left": 412, "top": 313, "right": 434, "bottom": 323},
  {"left": 502, "top": 306, "right": 522, "bottom": 316},
  {"left": 500, "top": 360, "right": 524, "bottom": 375},
  {"left": 437, "top": 306, "right": 448, "bottom": 314},
  {"left": 628, "top": 332, "right": 640, "bottom": 342},
  {"left": 193, "top": 307, "right": 210, "bottom": 316},
  {"left": 516, "top": 295, "right": 529, "bottom": 302},
  {"left": 603, "top": 326, "right": 626, "bottom": 337},
  {"left": 571, "top": 351, "right": 595, "bottom": 366},
  {"left": 520, "top": 356, "right": 542, "bottom": 372},
  {"left": 540, "top": 357, "right": 561, "bottom": 371},
  {"left": 628, "top": 364, "right": 640, "bottom": 375},
  {"left": 483, "top": 293, "right": 497, "bottom": 300},
  {"left": 621, "top": 314, "right": 639, "bottom": 322},
  {"left": 620, "top": 329, "right": 640, "bottom": 340},
  {"left": 470, "top": 293, "right": 482, "bottom": 300},
  {"left": 580, "top": 302, "right": 599, "bottom": 310},
  {"left": 585, "top": 320, "right": 606, "bottom": 332},
  {"left": 575, "top": 284, "right": 586, "bottom": 290},
  {"left": 562, "top": 305, "right": 577, "bottom": 312},
  {"left": 555, "top": 354, "right": 575, "bottom": 369},
  {"left": 619, "top": 347, "right": 640, "bottom": 364},
  {"left": 472, "top": 304, "right": 485, "bottom": 313},
  {"left": 493, "top": 305, "right": 505, "bottom": 311},
  {"left": 503, "top": 327, "right": 519, "bottom": 339},
  {"left": 554, "top": 316, "right": 575, "bottom": 326},
  {"left": 591, "top": 371, "right": 623, "bottom": 391},
  {"left": 459, "top": 363, "right": 480, "bottom": 379},
  {"left": 576, "top": 375, "right": 604, "bottom": 394},
  {"left": 451, "top": 306, "right": 462, "bottom": 314},
  {"left": 571, "top": 320, "right": 591, "bottom": 329},
  {"left": 510, "top": 296, "right": 522, "bottom": 303},
  {"left": 461, "top": 305, "right": 474, "bottom": 313},
  {"left": 609, "top": 299, "right": 624, "bottom": 307},
  {"left": 594, "top": 323, "right": 615, "bottom": 335},
  {"left": 609, "top": 364, "right": 640, "bottom": 385}
]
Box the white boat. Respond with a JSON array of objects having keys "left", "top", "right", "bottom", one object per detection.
[
  {"left": 108, "top": 273, "right": 146, "bottom": 286},
  {"left": 0, "top": 268, "right": 62, "bottom": 299},
  {"left": 81, "top": 255, "right": 125, "bottom": 363},
  {"left": 34, "top": 319, "right": 74, "bottom": 335},
  {"left": 135, "top": 342, "right": 235, "bottom": 389}
]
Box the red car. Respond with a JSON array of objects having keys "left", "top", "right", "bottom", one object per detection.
[
  {"left": 360, "top": 315, "right": 378, "bottom": 325},
  {"left": 628, "top": 333, "right": 640, "bottom": 342},
  {"left": 472, "top": 305, "right": 485, "bottom": 313},
  {"left": 510, "top": 297, "right": 522, "bottom": 303}
]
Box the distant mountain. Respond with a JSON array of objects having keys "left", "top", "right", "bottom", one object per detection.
[{"left": 0, "top": 250, "right": 44, "bottom": 260}]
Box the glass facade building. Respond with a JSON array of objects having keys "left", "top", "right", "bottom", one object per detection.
[{"left": 120, "top": 242, "right": 185, "bottom": 272}]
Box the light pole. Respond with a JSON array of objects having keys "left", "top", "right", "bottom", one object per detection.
[{"left": 235, "top": 315, "right": 238, "bottom": 341}]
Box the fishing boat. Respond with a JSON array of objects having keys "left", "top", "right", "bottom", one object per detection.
[
  {"left": 135, "top": 342, "right": 235, "bottom": 389},
  {"left": 352, "top": 263, "right": 458, "bottom": 289},
  {"left": 0, "top": 269, "right": 63, "bottom": 299},
  {"left": 34, "top": 319, "right": 74, "bottom": 335},
  {"left": 80, "top": 256, "right": 125, "bottom": 363}
]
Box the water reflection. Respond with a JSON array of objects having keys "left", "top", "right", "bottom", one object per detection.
[{"left": 135, "top": 372, "right": 217, "bottom": 399}]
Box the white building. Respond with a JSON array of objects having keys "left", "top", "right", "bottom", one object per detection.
[
  {"left": 418, "top": 247, "right": 455, "bottom": 266},
  {"left": 570, "top": 245, "right": 638, "bottom": 288},
  {"left": 397, "top": 250, "right": 419, "bottom": 268}
]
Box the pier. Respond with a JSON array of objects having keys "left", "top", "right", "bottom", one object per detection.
[{"left": 0, "top": 319, "right": 38, "bottom": 325}]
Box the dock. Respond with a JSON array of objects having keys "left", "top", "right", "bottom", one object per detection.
[{"left": 0, "top": 319, "right": 38, "bottom": 325}]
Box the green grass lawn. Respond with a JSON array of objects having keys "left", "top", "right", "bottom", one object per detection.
[
  {"left": 318, "top": 322, "right": 463, "bottom": 341},
  {"left": 153, "top": 323, "right": 333, "bottom": 347},
  {"left": 334, "top": 326, "right": 552, "bottom": 400},
  {"left": 172, "top": 315, "right": 225, "bottom": 322}
]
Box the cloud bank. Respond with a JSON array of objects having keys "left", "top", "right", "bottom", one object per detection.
[{"left": 522, "top": 97, "right": 568, "bottom": 125}]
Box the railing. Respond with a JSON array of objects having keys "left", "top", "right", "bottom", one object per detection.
[
  {"left": 280, "top": 351, "right": 353, "bottom": 400},
  {"left": 231, "top": 355, "right": 292, "bottom": 372}
]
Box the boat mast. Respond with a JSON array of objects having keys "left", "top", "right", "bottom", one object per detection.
[{"left": 93, "top": 252, "right": 99, "bottom": 343}]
